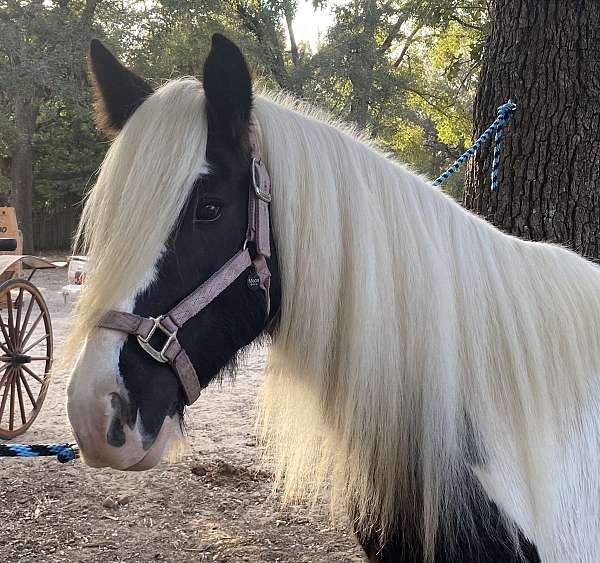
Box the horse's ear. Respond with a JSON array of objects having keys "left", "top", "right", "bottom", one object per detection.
[
  {"left": 202, "top": 34, "right": 252, "bottom": 144},
  {"left": 88, "top": 39, "right": 154, "bottom": 138}
]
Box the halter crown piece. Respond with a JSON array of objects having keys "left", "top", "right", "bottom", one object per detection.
[{"left": 97, "top": 118, "right": 272, "bottom": 404}]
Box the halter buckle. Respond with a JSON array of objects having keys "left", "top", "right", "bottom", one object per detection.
[
  {"left": 136, "top": 315, "right": 178, "bottom": 363},
  {"left": 251, "top": 158, "right": 272, "bottom": 203}
]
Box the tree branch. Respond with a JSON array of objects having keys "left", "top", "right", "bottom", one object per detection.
[
  {"left": 401, "top": 86, "right": 454, "bottom": 117},
  {"left": 234, "top": 1, "right": 289, "bottom": 89},
  {"left": 449, "top": 15, "right": 483, "bottom": 31},
  {"left": 379, "top": 14, "right": 408, "bottom": 55},
  {"left": 393, "top": 24, "right": 423, "bottom": 68}
]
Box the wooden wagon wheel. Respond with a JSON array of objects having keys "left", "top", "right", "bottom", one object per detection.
[{"left": 0, "top": 278, "right": 53, "bottom": 439}]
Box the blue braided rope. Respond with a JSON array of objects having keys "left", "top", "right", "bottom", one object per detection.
[
  {"left": 0, "top": 443, "right": 79, "bottom": 463},
  {"left": 433, "top": 100, "right": 517, "bottom": 191}
]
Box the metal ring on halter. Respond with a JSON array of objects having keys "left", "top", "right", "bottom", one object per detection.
[
  {"left": 251, "top": 158, "right": 272, "bottom": 203},
  {"left": 136, "top": 315, "right": 178, "bottom": 363}
]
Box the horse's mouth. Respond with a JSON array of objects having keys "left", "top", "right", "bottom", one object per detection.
[{"left": 77, "top": 415, "right": 174, "bottom": 471}]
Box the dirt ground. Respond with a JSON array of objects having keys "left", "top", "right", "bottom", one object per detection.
[{"left": 0, "top": 266, "right": 365, "bottom": 563}]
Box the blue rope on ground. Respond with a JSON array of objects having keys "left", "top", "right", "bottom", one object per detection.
[
  {"left": 433, "top": 100, "right": 517, "bottom": 191},
  {"left": 0, "top": 443, "right": 79, "bottom": 463}
]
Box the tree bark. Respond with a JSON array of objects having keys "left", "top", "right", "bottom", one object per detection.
[
  {"left": 10, "top": 95, "right": 37, "bottom": 253},
  {"left": 464, "top": 0, "right": 600, "bottom": 258}
]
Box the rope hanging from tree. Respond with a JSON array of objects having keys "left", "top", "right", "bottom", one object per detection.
[
  {"left": 433, "top": 100, "right": 517, "bottom": 191},
  {"left": 0, "top": 443, "right": 79, "bottom": 463}
]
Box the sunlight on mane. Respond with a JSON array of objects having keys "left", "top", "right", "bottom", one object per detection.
[{"left": 252, "top": 90, "right": 600, "bottom": 558}]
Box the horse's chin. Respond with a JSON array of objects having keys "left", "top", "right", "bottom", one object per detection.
[
  {"left": 79, "top": 415, "right": 176, "bottom": 471},
  {"left": 125, "top": 416, "right": 175, "bottom": 470}
]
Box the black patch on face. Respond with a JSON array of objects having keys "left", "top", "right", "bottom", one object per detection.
[{"left": 115, "top": 34, "right": 281, "bottom": 446}]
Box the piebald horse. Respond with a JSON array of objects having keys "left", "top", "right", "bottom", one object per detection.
[{"left": 66, "top": 34, "right": 600, "bottom": 562}]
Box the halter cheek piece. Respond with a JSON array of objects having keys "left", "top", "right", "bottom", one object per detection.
[{"left": 97, "top": 120, "right": 272, "bottom": 405}]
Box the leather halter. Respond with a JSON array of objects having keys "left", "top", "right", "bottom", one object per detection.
[{"left": 97, "top": 119, "right": 272, "bottom": 405}]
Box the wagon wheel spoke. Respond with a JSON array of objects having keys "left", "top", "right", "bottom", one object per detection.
[
  {"left": 21, "top": 334, "right": 50, "bottom": 355},
  {"left": 13, "top": 287, "right": 24, "bottom": 343},
  {"left": 8, "top": 374, "right": 15, "bottom": 431},
  {"left": 19, "top": 371, "right": 37, "bottom": 408},
  {"left": 15, "top": 370, "right": 26, "bottom": 425},
  {"left": 17, "top": 293, "right": 36, "bottom": 348},
  {"left": 0, "top": 365, "right": 10, "bottom": 386},
  {"left": 6, "top": 292, "right": 15, "bottom": 348},
  {"left": 22, "top": 365, "right": 45, "bottom": 385},
  {"left": 20, "top": 312, "right": 44, "bottom": 350},
  {"left": 0, "top": 368, "right": 11, "bottom": 424},
  {"left": 0, "top": 365, "right": 10, "bottom": 384},
  {"left": 0, "top": 313, "right": 12, "bottom": 353}
]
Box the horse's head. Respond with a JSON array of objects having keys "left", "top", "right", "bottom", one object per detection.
[{"left": 67, "top": 35, "right": 279, "bottom": 470}]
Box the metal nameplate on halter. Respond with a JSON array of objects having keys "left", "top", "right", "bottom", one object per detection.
[
  {"left": 136, "top": 315, "right": 177, "bottom": 363},
  {"left": 251, "top": 158, "right": 272, "bottom": 203}
]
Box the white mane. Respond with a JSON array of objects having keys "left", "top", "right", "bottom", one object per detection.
[
  {"left": 253, "top": 93, "right": 600, "bottom": 560},
  {"left": 67, "top": 78, "right": 600, "bottom": 560}
]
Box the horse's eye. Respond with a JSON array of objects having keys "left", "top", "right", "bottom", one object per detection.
[{"left": 196, "top": 202, "right": 222, "bottom": 222}]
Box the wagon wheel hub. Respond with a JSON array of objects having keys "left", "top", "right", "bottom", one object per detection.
[{"left": 0, "top": 353, "right": 33, "bottom": 365}]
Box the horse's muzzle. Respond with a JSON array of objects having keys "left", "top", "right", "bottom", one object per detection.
[{"left": 68, "top": 388, "right": 173, "bottom": 471}]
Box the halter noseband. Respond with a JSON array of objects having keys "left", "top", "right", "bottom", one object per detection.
[{"left": 97, "top": 119, "right": 272, "bottom": 405}]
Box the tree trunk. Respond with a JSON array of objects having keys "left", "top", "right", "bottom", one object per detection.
[
  {"left": 349, "top": 0, "right": 378, "bottom": 130},
  {"left": 285, "top": 9, "right": 300, "bottom": 69},
  {"left": 10, "top": 95, "right": 37, "bottom": 254},
  {"left": 464, "top": 0, "right": 600, "bottom": 258},
  {"left": 284, "top": 7, "right": 303, "bottom": 96}
]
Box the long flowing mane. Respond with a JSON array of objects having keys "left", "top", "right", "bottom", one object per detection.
[
  {"left": 67, "top": 77, "right": 600, "bottom": 558},
  {"left": 253, "top": 93, "right": 600, "bottom": 557}
]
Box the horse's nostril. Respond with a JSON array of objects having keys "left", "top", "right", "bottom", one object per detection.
[
  {"left": 107, "top": 392, "right": 128, "bottom": 447},
  {"left": 107, "top": 414, "right": 126, "bottom": 447}
]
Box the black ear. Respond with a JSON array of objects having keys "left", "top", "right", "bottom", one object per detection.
[
  {"left": 202, "top": 34, "right": 252, "bottom": 144},
  {"left": 88, "top": 39, "right": 154, "bottom": 138}
]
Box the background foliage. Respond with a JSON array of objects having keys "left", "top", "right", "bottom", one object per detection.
[{"left": 0, "top": 0, "right": 488, "bottom": 248}]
